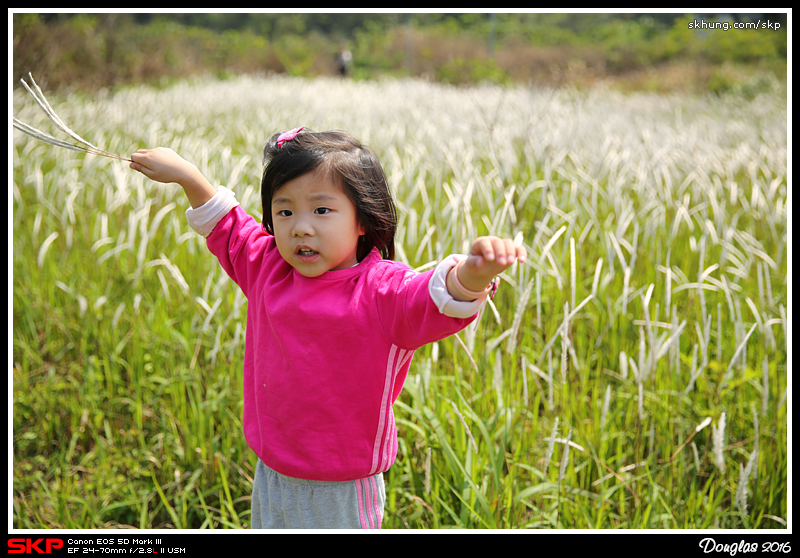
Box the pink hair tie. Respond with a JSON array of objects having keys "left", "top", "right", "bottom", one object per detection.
[{"left": 277, "top": 126, "right": 304, "bottom": 148}]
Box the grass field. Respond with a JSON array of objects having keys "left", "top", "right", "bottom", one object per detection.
[{"left": 11, "top": 74, "right": 788, "bottom": 529}]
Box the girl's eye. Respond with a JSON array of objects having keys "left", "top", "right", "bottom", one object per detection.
[
  {"left": 314, "top": 207, "right": 331, "bottom": 215},
  {"left": 277, "top": 209, "right": 292, "bottom": 217}
]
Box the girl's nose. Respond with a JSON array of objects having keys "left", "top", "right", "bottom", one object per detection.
[{"left": 292, "top": 215, "right": 314, "bottom": 237}]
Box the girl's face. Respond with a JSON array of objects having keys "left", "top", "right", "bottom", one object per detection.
[{"left": 271, "top": 169, "right": 364, "bottom": 277}]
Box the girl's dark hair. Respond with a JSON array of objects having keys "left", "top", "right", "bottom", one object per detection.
[{"left": 261, "top": 129, "right": 397, "bottom": 262}]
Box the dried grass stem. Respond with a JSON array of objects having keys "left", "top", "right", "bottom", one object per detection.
[{"left": 13, "top": 73, "right": 131, "bottom": 162}]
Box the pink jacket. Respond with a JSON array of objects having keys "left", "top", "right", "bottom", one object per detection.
[{"left": 188, "top": 187, "right": 486, "bottom": 481}]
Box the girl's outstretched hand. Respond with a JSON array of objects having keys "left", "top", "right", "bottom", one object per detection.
[
  {"left": 130, "top": 147, "right": 216, "bottom": 209},
  {"left": 466, "top": 235, "right": 526, "bottom": 275},
  {"left": 447, "top": 236, "right": 526, "bottom": 301},
  {"left": 129, "top": 147, "right": 197, "bottom": 185}
]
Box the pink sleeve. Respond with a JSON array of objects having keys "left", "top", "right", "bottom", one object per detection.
[
  {"left": 373, "top": 263, "right": 477, "bottom": 350},
  {"left": 205, "top": 205, "right": 275, "bottom": 297}
]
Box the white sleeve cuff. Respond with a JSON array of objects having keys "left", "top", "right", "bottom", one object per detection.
[
  {"left": 428, "top": 255, "right": 488, "bottom": 319},
  {"left": 185, "top": 186, "right": 240, "bottom": 237}
]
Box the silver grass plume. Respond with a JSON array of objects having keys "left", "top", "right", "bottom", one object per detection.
[
  {"left": 543, "top": 417, "right": 558, "bottom": 476},
  {"left": 13, "top": 73, "right": 131, "bottom": 162},
  {"left": 735, "top": 449, "right": 758, "bottom": 515},
  {"left": 712, "top": 412, "right": 726, "bottom": 473},
  {"left": 557, "top": 428, "right": 572, "bottom": 485}
]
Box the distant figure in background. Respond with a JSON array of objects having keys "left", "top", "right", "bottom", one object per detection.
[{"left": 336, "top": 47, "right": 353, "bottom": 77}]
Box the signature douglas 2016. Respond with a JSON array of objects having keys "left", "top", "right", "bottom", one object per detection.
[{"left": 699, "top": 538, "right": 791, "bottom": 556}]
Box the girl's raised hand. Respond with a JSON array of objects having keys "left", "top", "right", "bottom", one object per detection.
[
  {"left": 465, "top": 235, "right": 526, "bottom": 276},
  {"left": 130, "top": 147, "right": 216, "bottom": 209},
  {"left": 129, "top": 147, "right": 197, "bottom": 185},
  {"left": 447, "top": 236, "right": 526, "bottom": 300}
]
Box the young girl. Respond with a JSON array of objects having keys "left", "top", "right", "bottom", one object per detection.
[{"left": 129, "top": 127, "right": 525, "bottom": 529}]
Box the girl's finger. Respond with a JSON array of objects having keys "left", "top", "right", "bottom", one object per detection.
[
  {"left": 493, "top": 238, "right": 515, "bottom": 265},
  {"left": 471, "top": 237, "right": 493, "bottom": 260},
  {"left": 516, "top": 244, "right": 527, "bottom": 263},
  {"left": 130, "top": 160, "right": 153, "bottom": 177}
]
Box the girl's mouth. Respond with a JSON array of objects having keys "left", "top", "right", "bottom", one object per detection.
[{"left": 296, "top": 248, "right": 319, "bottom": 262}]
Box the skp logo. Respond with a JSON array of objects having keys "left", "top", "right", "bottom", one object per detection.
[{"left": 8, "top": 539, "right": 64, "bottom": 554}]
